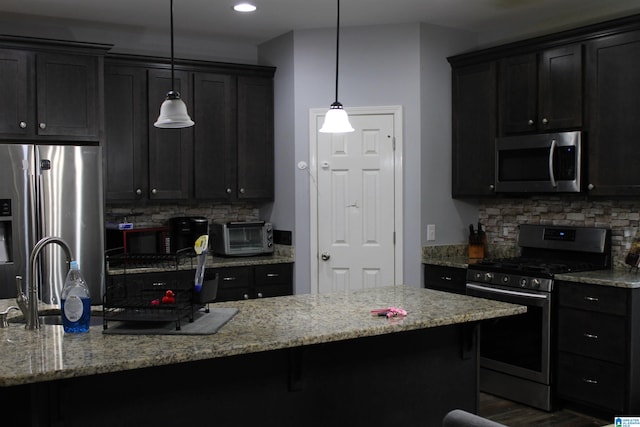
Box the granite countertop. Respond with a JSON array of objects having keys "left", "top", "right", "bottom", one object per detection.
[
  {"left": 107, "top": 252, "right": 294, "bottom": 275},
  {"left": 424, "top": 257, "right": 640, "bottom": 289},
  {"left": 0, "top": 285, "right": 525, "bottom": 387}
]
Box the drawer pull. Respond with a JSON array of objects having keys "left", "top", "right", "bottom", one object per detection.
[
  {"left": 583, "top": 333, "right": 598, "bottom": 340},
  {"left": 440, "top": 276, "right": 452, "bottom": 281},
  {"left": 223, "top": 277, "right": 237, "bottom": 281},
  {"left": 583, "top": 296, "right": 599, "bottom": 302},
  {"left": 582, "top": 378, "right": 599, "bottom": 385},
  {"left": 266, "top": 273, "right": 279, "bottom": 278}
]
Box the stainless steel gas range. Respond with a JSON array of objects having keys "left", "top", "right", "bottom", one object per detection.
[{"left": 466, "top": 224, "right": 612, "bottom": 411}]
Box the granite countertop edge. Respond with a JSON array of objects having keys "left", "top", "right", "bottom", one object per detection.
[
  {"left": 0, "top": 286, "right": 525, "bottom": 387},
  {"left": 423, "top": 256, "right": 640, "bottom": 288}
]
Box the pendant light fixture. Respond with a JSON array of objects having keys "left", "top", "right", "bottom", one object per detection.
[
  {"left": 319, "top": 0, "right": 354, "bottom": 133},
  {"left": 154, "top": 0, "right": 195, "bottom": 128}
]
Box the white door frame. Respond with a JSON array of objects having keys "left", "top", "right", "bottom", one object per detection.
[{"left": 309, "top": 105, "right": 404, "bottom": 294}]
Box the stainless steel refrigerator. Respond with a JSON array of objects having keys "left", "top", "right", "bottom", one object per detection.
[{"left": 0, "top": 144, "right": 104, "bottom": 304}]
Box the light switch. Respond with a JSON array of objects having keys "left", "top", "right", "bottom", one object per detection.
[{"left": 427, "top": 224, "right": 436, "bottom": 241}]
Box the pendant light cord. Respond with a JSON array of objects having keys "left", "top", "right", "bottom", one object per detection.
[
  {"left": 334, "top": 0, "right": 340, "bottom": 103},
  {"left": 170, "top": 0, "right": 175, "bottom": 91}
]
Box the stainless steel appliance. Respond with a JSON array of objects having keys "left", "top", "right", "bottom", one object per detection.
[
  {"left": 466, "top": 224, "right": 611, "bottom": 411},
  {"left": 495, "top": 131, "right": 582, "bottom": 193},
  {"left": 0, "top": 144, "right": 104, "bottom": 304},
  {"left": 210, "top": 220, "right": 273, "bottom": 256}
]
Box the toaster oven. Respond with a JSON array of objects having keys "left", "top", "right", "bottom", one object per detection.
[{"left": 211, "top": 220, "right": 273, "bottom": 256}]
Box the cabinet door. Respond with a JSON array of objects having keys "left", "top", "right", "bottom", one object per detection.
[
  {"left": 499, "top": 53, "right": 537, "bottom": 134},
  {"left": 147, "top": 68, "right": 193, "bottom": 200},
  {"left": 104, "top": 65, "right": 148, "bottom": 201},
  {"left": 193, "top": 72, "right": 236, "bottom": 200},
  {"left": 236, "top": 76, "right": 274, "bottom": 200},
  {"left": 36, "top": 53, "right": 99, "bottom": 140},
  {"left": 0, "top": 49, "right": 31, "bottom": 138},
  {"left": 586, "top": 30, "right": 640, "bottom": 196},
  {"left": 451, "top": 61, "right": 497, "bottom": 197},
  {"left": 539, "top": 44, "right": 582, "bottom": 131}
]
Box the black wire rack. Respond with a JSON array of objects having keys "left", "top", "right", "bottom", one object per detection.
[{"left": 103, "top": 250, "right": 217, "bottom": 330}]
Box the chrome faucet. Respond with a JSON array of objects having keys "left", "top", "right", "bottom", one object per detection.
[{"left": 16, "top": 237, "right": 74, "bottom": 330}]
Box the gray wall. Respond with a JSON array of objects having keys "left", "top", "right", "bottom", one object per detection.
[{"left": 260, "top": 23, "right": 480, "bottom": 292}]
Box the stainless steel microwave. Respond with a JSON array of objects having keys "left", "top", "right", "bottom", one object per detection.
[
  {"left": 210, "top": 220, "right": 273, "bottom": 256},
  {"left": 495, "top": 131, "right": 582, "bottom": 193}
]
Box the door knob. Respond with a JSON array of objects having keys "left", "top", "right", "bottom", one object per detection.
[{"left": 321, "top": 252, "right": 331, "bottom": 261}]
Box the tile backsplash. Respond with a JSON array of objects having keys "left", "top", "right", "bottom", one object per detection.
[
  {"left": 105, "top": 203, "right": 259, "bottom": 228},
  {"left": 478, "top": 196, "right": 640, "bottom": 268}
]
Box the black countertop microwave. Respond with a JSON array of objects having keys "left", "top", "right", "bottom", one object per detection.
[{"left": 495, "top": 131, "right": 582, "bottom": 193}]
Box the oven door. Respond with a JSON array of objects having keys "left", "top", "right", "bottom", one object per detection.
[{"left": 466, "top": 282, "right": 551, "bottom": 385}]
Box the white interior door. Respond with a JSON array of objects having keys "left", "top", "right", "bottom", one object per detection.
[{"left": 312, "top": 108, "right": 401, "bottom": 293}]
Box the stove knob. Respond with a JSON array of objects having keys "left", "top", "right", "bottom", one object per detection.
[
  {"left": 519, "top": 278, "right": 528, "bottom": 287},
  {"left": 484, "top": 273, "right": 493, "bottom": 282},
  {"left": 501, "top": 276, "right": 510, "bottom": 284},
  {"left": 475, "top": 272, "right": 483, "bottom": 281},
  {"left": 531, "top": 279, "right": 541, "bottom": 289}
]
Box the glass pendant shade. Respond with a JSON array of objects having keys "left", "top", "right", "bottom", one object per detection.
[
  {"left": 319, "top": 102, "right": 354, "bottom": 133},
  {"left": 154, "top": 91, "right": 194, "bottom": 128},
  {"left": 154, "top": 0, "right": 194, "bottom": 129},
  {"left": 321, "top": 0, "right": 354, "bottom": 134}
]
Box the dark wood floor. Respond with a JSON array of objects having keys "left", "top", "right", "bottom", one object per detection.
[{"left": 478, "top": 393, "right": 612, "bottom": 427}]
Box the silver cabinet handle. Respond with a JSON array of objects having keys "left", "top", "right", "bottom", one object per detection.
[
  {"left": 243, "top": 293, "right": 249, "bottom": 300},
  {"left": 527, "top": 119, "right": 534, "bottom": 126},
  {"left": 239, "top": 188, "right": 245, "bottom": 194},
  {"left": 541, "top": 117, "right": 548, "bottom": 125},
  {"left": 582, "top": 378, "right": 598, "bottom": 385},
  {"left": 19, "top": 121, "right": 27, "bottom": 129},
  {"left": 135, "top": 188, "right": 142, "bottom": 195},
  {"left": 583, "top": 333, "right": 598, "bottom": 340},
  {"left": 321, "top": 252, "right": 331, "bottom": 261},
  {"left": 222, "top": 276, "right": 237, "bottom": 281},
  {"left": 226, "top": 188, "right": 232, "bottom": 194},
  {"left": 440, "top": 276, "right": 452, "bottom": 281},
  {"left": 266, "top": 273, "right": 279, "bottom": 278},
  {"left": 151, "top": 188, "right": 157, "bottom": 195},
  {"left": 583, "top": 296, "right": 599, "bottom": 302},
  {"left": 257, "top": 292, "right": 263, "bottom": 298},
  {"left": 39, "top": 123, "right": 46, "bottom": 129}
]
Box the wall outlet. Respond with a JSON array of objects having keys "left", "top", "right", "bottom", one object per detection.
[{"left": 427, "top": 224, "right": 436, "bottom": 241}]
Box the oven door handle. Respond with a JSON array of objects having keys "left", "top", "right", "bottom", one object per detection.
[{"left": 466, "top": 283, "right": 549, "bottom": 301}]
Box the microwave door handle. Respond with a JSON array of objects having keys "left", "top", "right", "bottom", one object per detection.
[{"left": 548, "top": 139, "right": 557, "bottom": 188}]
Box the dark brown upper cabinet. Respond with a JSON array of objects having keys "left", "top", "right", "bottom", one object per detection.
[
  {"left": 585, "top": 29, "right": 640, "bottom": 196},
  {"left": 499, "top": 44, "right": 582, "bottom": 135},
  {"left": 104, "top": 54, "right": 275, "bottom": 203},
  {"left": 147, "top": 68, "right": 194, "bottom": 201},
  {"left": 0, "top": 41, "right": 106, "bottom": 142},
  {"left": 451, "top": 61, "right": 497, "bottom": 197}
]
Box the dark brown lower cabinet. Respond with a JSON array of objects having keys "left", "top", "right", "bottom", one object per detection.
[
  {"left": 424, "top": 263, "right": 467, "bottom": 295},
  {"left": 555, "top": 280, "right": 640, "bottom": 415},
  {"left": 214, "top": 262, "right": 293, "bottom": 301}
]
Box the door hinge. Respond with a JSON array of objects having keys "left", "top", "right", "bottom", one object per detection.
[{"left": 392, "top": 136, "right": 396, "bottom": 151}]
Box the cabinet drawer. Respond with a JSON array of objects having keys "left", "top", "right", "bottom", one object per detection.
[
  {"left": 216, "top": 267, "right": 251, "bottom": 289},
  {"left": 424, "top": 264, "right": 466, "bottom": 294},
  {"left": 557, "top": 281, "right": 627, "bottom": 315},
  {"left": 254, "top": 263, "right": 292, "bottom": 286},
  {"left": 557, "top": 352, "right": 625, "bottom": 413},
  {"left": 558, "top": 308, "right": 626, "bottom": 363}
]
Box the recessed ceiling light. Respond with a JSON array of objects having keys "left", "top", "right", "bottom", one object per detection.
[{"left": 233, "top": 3, "right": 257, "bottom": 13}]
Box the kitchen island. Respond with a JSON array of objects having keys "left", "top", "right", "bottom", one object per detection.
[{"left": 0, "top": 286, "right": 524, "bottom": 427}]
